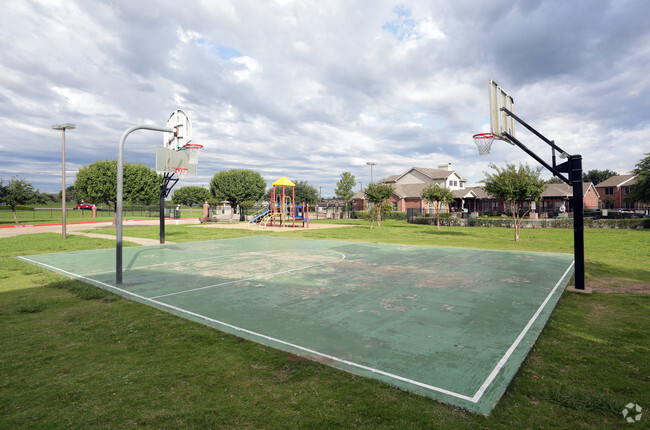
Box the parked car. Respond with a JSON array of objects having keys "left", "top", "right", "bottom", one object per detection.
[{"left": 75, "top": 203, "right": 94, "bottom": 210}]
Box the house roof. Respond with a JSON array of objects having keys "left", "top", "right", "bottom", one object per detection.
[
  {"left": 595, "top": 174, "right": 636, "bottom": 187},
  {"left": 390, "top": 167, "right": 466, "bottom": 184},
  {"left": 392, "top": 183, "right": 429, "bottom": 198},
  {"left": 466, "top": 186, "right": 490, "bottom": 199},
  {"left": 452, "top": 189, "right": 479, "bottom": 199},
  {"left": 409, "top": 167, "right": 466, "bottom": 182},
  {"left": 542, "top": 182, "right": 599, "bottom": 198},
  {"left": 463, "top": 183, "right": 598, "bottom": 200}
]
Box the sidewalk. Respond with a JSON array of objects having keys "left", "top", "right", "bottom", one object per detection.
[{"left": 0, "top": 218, "right": 200, "bottom": 245}]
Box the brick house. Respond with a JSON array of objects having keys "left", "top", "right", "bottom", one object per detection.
[
  {"left": 352, "top": 164, "right": 480, "bottom": 213},
  {"left": 469, "top": 183, "right": 599, "bottom": 217},
  {"left": 352, "top": 164, "right": 602, "bottom": 217},
  {"left": 595, "top": 175, "right": 643, "bottom": 210}
]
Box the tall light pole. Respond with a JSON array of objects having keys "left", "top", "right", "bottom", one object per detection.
[
  {"left": 366, "top": 162, "right": 377, "bottom": 184},
  {"left": 52, "top": 123, "right": 76, "bottom": 239}
]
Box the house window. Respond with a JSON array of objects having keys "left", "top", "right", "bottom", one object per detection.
[
  {"left": 492, "top": 201, "right": 499, "bottom": 211},
  {"left": 605, "top": 187, "right": 614, "bottom": 195},
  {"left": 540, "top": 201, "right": 548, "bottom": 212},
  {"left": 392, "top": 202, "right": 398, "bottom": 211},
  {"left": 624, "top": 186, "right": 630, "bottom": 195},
  {"left": 429, "top": 202, "right": 434, "bottom": 213}
]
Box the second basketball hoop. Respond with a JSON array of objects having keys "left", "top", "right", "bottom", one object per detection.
[
  {"left": 178, "top": 143, "right": 203, "bottom": 165},
  {"left": 473, "top": 132, "right": 502, "bottom": 155}
]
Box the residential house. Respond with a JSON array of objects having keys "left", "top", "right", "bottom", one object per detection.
[
  {"left": 352, "top": 164, "right": 480, "bottom": 213},
  {"left": 595, "top": 175, "right": 643, "bottom": 211},
  {"left": 473, "top": 182, "right": 599, "bottom": 217},
  {"left": 352, "top": 164, "right": 602, "bottom": 217}
]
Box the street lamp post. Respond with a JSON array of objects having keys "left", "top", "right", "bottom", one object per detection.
[
  {"left": 52, "top": 123, "right": 76, "bottom": 239},
  {"left": 366, "top": 162, "right": 377, "bottom": 184}
]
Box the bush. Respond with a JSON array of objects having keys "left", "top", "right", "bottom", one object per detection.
[
  {"left": 0, "top": 205, "right": 34, "bottom": 211},
  {"left": 355, "top": 209, "right": 407, "bottom": 221}
]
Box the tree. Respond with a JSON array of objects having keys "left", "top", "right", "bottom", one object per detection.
[
  {"left": 172, "top": 186, "right": 211, "bottom": 214},
  {"left": 482, "top": 163, "right": 546, "bottom": 242},
  {"left": 293, "top": 180, "right": 319, "bottom": 206},
  {"left": 335, "top": 172, "right": 356, "bottom": 216},
  {"left": 74, "top": 160, "right": 161, "bottom": 212},
  {"left": 627, "top": 152, "right": 650, "bottom": 205},
  {"left": 582, "top": 169, "right": 618, "bottom": 185},
  {"left": 210, "top": 169, "right": 266, "bottom": 220},
  {"left": 545, "top": 177, "right": 564, "bottom": 184},
  {"left": 0, "top": 177, "right": 47, "bottom": 224},
  {"left": 364, "top": 182, "right": 394, "bottom": 229},
  {"left": 421, "top": 184, "right": 455, "bottom": 230},
  {"left": 58, "top": 185, "right": 76, "bottom": 203}
]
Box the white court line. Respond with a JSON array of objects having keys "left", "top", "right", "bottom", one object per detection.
[
  {"left": 18, "top": 254, "right": 574, "bottom": 406},
  {"left": 149, "top": 251, "right": 347, "bottom": 299},
  {"left": 81, "top": 250, "right": 280, "bottom": 276},
  {"left": 470, "top": 260, "right": 575, "bottom": 403},
  {"left": 17, "top": 255, "right": 474, "bottom": 402}
]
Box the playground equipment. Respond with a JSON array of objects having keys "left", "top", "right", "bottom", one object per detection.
[{"left": 250, "top": 176, "right": 310, "bottom": 228}]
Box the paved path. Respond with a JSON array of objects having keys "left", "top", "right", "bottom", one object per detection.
[{"left": 0, "top": 218, "right": 201, "bottom": 245}]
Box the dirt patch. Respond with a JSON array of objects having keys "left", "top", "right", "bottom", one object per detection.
[{"left": 586, "top": 278, "right": 650, "bottom": 294}]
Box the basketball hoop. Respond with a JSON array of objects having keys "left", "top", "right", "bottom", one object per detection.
[
  {"left": 178, "top": 143, "right": 203, "bottom": 165},
  {"left": 174, "top": 167, "right": 188, "bottom": 179},
  {"left": 473, "top": 133, "right": 502, "bottom": 155}
]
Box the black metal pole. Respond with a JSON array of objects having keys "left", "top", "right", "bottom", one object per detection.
[
  {"left": 160, "top": 188, "right": 165, "bottom": 244},
  {"left": 569, "top": 155, "right": 585, "bottom": 290}
]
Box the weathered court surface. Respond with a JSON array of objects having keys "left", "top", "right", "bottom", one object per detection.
[{"left": 21, "top": 236, "right": 574, "bottom": 414}]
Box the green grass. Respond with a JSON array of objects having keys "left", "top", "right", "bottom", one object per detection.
[{"left": 1, "top": 223, "right": 648, "bottom": 428}]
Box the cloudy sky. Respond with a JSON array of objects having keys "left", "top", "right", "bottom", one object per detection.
[{"left": 1, "top": 0, "right": 648, "bottom": 197}]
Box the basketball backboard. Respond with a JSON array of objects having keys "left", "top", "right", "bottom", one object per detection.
[
  {"left": 164, "top": 109, "right": 193, "bottom": 150},
  {"left": 155, "top": 146, "right": 197, "bottom": 175},
  {"left": 488, "top": 79, "right": 516, "bottom": 144}
]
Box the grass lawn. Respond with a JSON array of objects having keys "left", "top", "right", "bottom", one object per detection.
[{"left": 1, "top": 222, "right": 648, "bottom": 428}]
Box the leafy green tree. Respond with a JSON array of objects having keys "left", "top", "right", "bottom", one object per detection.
[
  {"left": 210, "top": 169, "right": 266, "bottom": 220},
  {"left": 335, "top": 172, "right": 356, "bottom": 200},
  {"left": 627, "top": 153, "right": 649, "bottom": 205},
  {"left": 293, "top": 180, "right": 319, "bottom": 206},
  {"left": 0, "top": 177, "right": 47, "bottom": 224},
  {"left": 582, "top": 169, "right": 618, "bottom": 185},
  {"left": 364, "top": 182, "right": 394, "bottom": 229},
  {"left": 482, "top": 163, "right": 546, "bottom": 242},
  {"left": 335, "top": 172, "right": 356, "bottom": 216},
  {"left": 58, "top": 185, "right": 76, "bottom": 203},
  {"left": 74, "top": 160, "right": 161, "bottom": 212},
  {"left": 172, "top": 186, "right": 211, "bottom": 214},
  {"left": 421, "top": 184, "right": 455, "bottom": 230},
  {"left": 545, "top": 177, "right": 564, "bottom": 184}
]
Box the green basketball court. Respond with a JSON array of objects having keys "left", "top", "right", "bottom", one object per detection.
[{"left": 20, "top": 236, "right": 574, "bottom": 414}]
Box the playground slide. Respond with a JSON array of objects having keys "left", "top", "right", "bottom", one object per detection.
[{"left": 250, "top": 207, "right": 270, "bottom": 223}]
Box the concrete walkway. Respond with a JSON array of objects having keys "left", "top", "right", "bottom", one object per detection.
[{"left": 0, "top": 218, "right": 201, "bottom": 245}]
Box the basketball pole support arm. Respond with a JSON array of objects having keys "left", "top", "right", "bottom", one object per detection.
[
  {"left": 117, "top": 124, "right": 174, "bottom": 285},
  {"left": 500, "top": 107, "right": 585, "bottom": 291}
]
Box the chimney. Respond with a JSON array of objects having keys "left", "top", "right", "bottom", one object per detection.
[{"left": 437, "top": 162, "right": 452, "bottom": 171}]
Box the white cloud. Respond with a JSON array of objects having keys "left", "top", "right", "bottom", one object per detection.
[{"left": 0, "top": 0, "right": 648, "bottom": 197}]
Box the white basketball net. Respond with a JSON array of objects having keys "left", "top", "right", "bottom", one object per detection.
[
  {"left": 473, "top": 133, "right": 498, "bottom": 155},
  {"left": 180, "top": 144, "right": 203, "bottom": 165}
]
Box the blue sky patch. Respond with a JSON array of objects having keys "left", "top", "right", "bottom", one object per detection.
[{"left": 197, "top": 38, "right": 243, "bottom": 60}]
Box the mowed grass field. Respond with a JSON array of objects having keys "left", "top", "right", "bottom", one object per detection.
[{"left": 1, "top": 221, "right": 648, "bottom": 428}]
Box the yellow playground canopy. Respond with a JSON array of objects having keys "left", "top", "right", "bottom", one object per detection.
[{"left": 272, "top": 176, "right": 295, "bottom": 187}]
